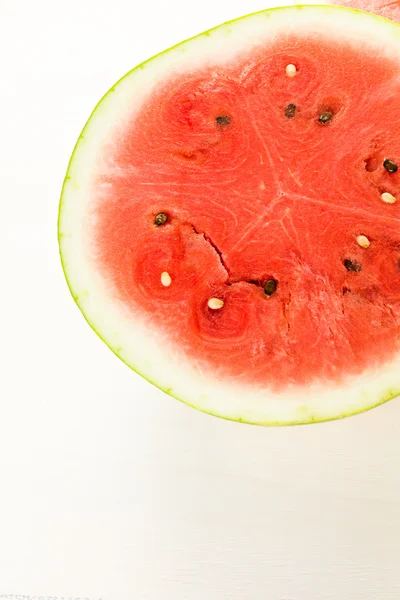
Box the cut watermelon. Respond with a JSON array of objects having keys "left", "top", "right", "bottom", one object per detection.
[{"left": 59, "top": 6, "right": 400, "bottom": 425}]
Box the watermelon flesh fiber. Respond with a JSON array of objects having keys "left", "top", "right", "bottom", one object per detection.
[{"left": 60, "top": 7, "right": 400, "bottom": 424}]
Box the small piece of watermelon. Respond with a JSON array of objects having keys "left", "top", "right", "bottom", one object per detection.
[{"left": 59, "top": 6, "right": 400, "bottom": 425}]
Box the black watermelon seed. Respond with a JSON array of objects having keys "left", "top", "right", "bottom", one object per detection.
[
  {"left": 344, "top": 259, "right": 362, "bottom": 272},
  {"left": 264, "top": 279, "right": 278, "bottom": 296},
  {"left": 318, "top": 110, "right": 334, "bottom": 125},
  {"left": 154, "top": 212, "right": 168, "bottom": 226},
  {"left": 284, "top": 103, "right": 297, "bottom": 118},
  {"left": 216, "top": 115, "right": 231, "bottom": 126},
  {"left": 383, "top": 159, "right": 398, "bottom": 174}
]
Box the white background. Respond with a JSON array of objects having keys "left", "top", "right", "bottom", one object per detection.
[{"left": 1, "top": 0, "right": 400, "bottom": 598}]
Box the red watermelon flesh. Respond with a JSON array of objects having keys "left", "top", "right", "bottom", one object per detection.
[
  {"left": 59, "top": 7, "right": 400, "bottom": 424},
  {"left": 94, "top": 35, "right": 400, "bottom": 388}
]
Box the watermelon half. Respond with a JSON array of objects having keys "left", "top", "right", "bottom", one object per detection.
[{"left": 59, "top": 6, "right": 400, "bottom": 425}]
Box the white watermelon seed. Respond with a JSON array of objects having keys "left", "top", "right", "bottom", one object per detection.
[
  {"left": 161, "top": 271, "right": 172, "bottom": 287},
  {"left": 285, "top": 64, "right": 297, "bottom": 77},
  {"left": 356, "top": 235, "right": 370, "bottom": 249},
  {"left": 381, "top": 192, "right": 397, "bottom": 204},
  {"left": 208, "top": 297, "right": 224, "bottom": 310}
]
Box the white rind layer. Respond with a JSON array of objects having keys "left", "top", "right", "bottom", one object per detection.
[{"left": 59, "top": 6, "right": 400, "bottom": 425}]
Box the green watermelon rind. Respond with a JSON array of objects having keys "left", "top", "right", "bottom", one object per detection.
[{"left": 58, "top": 5, "right": 400, "bottom": 426}]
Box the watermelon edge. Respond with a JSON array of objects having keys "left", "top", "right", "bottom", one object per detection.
[{"left": 58, "top": 5, "right": 400, "bottom": 426}]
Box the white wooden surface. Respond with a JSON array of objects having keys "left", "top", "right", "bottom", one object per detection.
[{"left": 1, "top": 1, "right": 400, "bottom": 598}]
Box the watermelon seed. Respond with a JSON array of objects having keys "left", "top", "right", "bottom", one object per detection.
[
  {"left": 285, "top": 64, "right": 297, "bottom": 77},
  {"left": 161, "top": 272, "right": 172, "bottom": 287},
  {"left": 216, "top": 115, "right": 231, "bottom": 126},
  {"left": 381, "top": 192, "right": 397, "bottom": 204},
  {"left": 318, "top": 110, "right": 333, "bottom": 125},
  {"left": 356, "top": 235, "right": 370, "bottom": 249},
  {"left": 284, "top": 104, "right": 297, "bottom": 118},
  {"left": 344, "top": 259, "right": 362, "bottom": 272},
  {"left": 264, "top": 279, "right": 277, "bottom": 296},
  {"left": 383, "top": 159, "right": 398, "bottom": 174},
  {"left": 208, "top": 297, "right": 224, "bottom": 310},
  {"left": 154, "top": 212, "right": 168, "bottom": 226}
]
